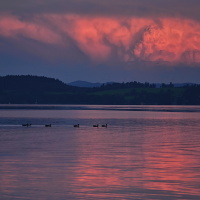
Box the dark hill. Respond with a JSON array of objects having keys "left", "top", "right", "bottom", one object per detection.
[
  {"left": 0, "top": 75, "right": 200, "bottom": 105},
  {"left": 0, "top": 75, "right": 85, "bottom": 104},
  {"left": 0, "top": 75, "right": 73, "bottom": 92}
]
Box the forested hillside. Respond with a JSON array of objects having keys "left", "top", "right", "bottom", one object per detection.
[{"left": 0, "top": 75, "right": 200, "bottom": 105}]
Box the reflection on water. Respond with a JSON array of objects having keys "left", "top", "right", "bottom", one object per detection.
[{"left": 0, "top": 105, "right": 200, "bottom": 200}]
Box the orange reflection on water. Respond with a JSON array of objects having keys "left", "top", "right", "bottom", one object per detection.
[
  {"left": 69, "top": 129, "right": 144, "bottom": 199},
  {"left": 142, "top": 128, "right": 200, "bottom": 196},
  {"left": 71, "top": 123, "right": 200, "bottom": 198},
  {"left": 0, "top": 118, "right": 200, "bottom": 199}
]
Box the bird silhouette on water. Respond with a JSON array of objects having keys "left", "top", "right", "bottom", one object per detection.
[
  {"left": 45, "top": 124, "right": 51, "bottom": 127},
  {"left": 74, "top": 124, "right": 79, "bottom": 127},
  {"left": 22, "top": 123, "right": 31, "bottom": 127},
  {"left": 102, "top": 124, "right": 107, "bottom": 128}
]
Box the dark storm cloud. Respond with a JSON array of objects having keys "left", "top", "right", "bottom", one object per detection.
[{"left": 0, "top": 0, "right": 200, "bottom": 21}]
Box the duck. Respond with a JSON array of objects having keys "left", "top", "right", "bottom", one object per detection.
[
  {"left": 102, "top": 124, "right": 107, "bottom": 128},
  {"left": 93, "top": 124, "right": 99, "bottom": 127},
  {"left": 22, "top": 123, "right": 31, "bottom": 127},
  {"left": 74, "top": 124, "right": 79, "bottom": 127},
  {"left": 45, "top": 124, "right": 51, "bottom": 127}
]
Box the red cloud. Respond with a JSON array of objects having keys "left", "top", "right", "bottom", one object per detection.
[
  {"left": 0, "top": 14, "right": 62, "bottom": 45},
  {"left": 1, "top": 14, "right": 200, "bottom": 66},
  {"left": 133, "top": 18, "right": 200, "bottom": 65}
]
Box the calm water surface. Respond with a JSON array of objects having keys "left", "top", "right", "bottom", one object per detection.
[{"left": 0, "top": 105, "right": 200, "bottom": 200}]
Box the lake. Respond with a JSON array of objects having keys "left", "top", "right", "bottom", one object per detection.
[{"left": 0, "top": 105, "right": 200, "bottom": 200}]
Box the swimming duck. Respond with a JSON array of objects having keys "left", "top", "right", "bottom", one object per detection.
[
  {"left": 102, "top": 124, "right": 107, "bottom": 128},
  {"left": 45, "top": 124, "right": 51, "bottom": 127}
]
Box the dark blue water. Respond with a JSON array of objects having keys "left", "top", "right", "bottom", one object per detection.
[{"left": 0, "top": 105, "right": 200, "bottom": 199}]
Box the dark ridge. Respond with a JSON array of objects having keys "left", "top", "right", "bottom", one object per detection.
[
  {"left": 0, "top": 75, "right": 199, "bottom": 105},
  {"left": 68, "top": 80, "right": 102, "bottom": 88}
]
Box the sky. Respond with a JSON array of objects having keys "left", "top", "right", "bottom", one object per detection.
[{"left": 0, "top": 0, "right": 200, "bottom": 84}]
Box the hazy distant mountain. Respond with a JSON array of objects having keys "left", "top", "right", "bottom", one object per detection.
[{"left": 68, "top": 80, "right": 102, "bottom": 88}]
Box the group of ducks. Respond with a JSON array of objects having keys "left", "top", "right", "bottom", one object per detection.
[
  {"left": 22, "top": 123, "right": 52, "bottom": 127},
  {"left": 74, "top": 124, "right": 107, "bottom": 128},
  {"left": 22, "top": 123, "right": 107, "bottom": 128}
]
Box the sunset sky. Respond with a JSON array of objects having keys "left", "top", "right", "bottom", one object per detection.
[{"left": 1, "top": 0, "right": 200, "bottom": 83}]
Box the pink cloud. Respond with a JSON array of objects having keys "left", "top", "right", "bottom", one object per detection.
[
  {"left": 0, "top": 14, "right": 62, "bottom": 45},
  {"left": 133, "top": 18, "right": 200, "bottom": 65},
  {"left": 1, "top": 13, "right": 200, "bottom": 66}
]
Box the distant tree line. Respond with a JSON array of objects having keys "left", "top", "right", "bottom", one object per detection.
[
  {"left": 99, "top": 81, "right": 156, "bottom": 90},
  {"left": 0, "top": 75, "right": 200, "bottom": 105}
]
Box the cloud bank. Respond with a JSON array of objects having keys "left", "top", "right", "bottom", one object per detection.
[
  {"left": 0, "top": 0, "right": 200, "bottom": 82},
  {"left": 1, "top": 13, "right": 200, "bottom": 66}
]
